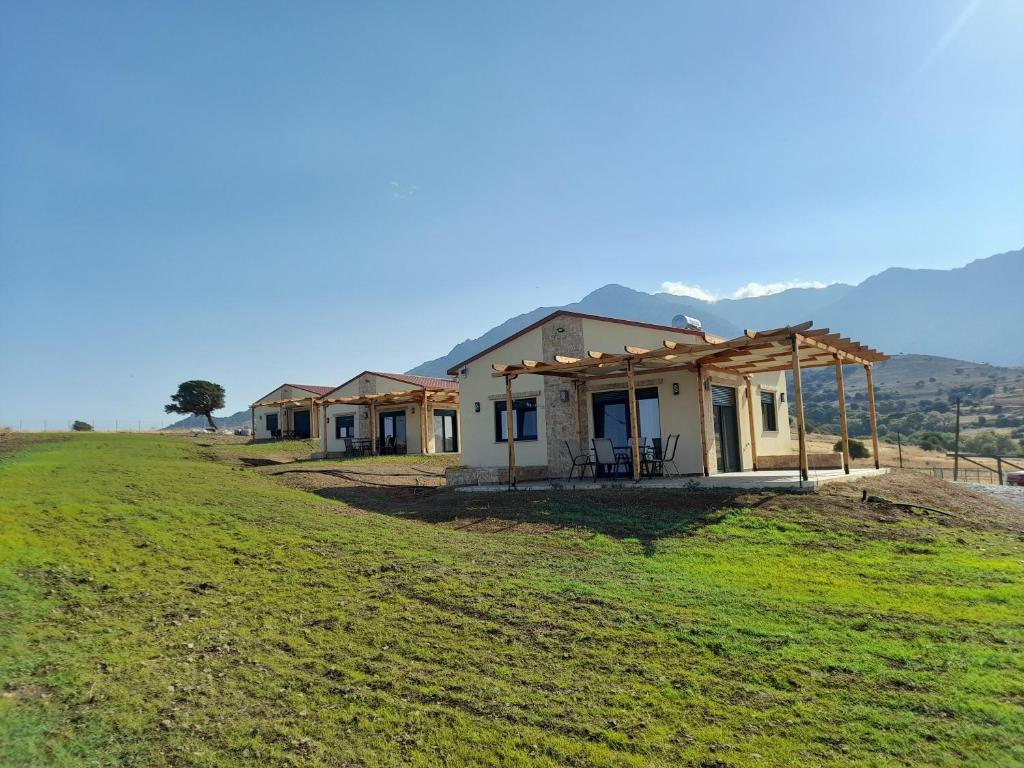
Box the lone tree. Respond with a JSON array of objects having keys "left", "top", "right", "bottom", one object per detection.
[
  {"left": 165, "top": 380, "right": 225, "bottom": 430},
  {"left": 72, "top": 420, "right": 93, "bottom": 432}
]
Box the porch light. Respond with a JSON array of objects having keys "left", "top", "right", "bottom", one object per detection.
[
  {"left": 703, "top": 377, "right": 711, "bottom": 391},
  {"left": 559, "top": 389, "right": 569, "bottom": 402},
  {"left": 474, "top": 402, "right": 481, "bottom": 412},
  {"left": 780, "top": 392, "right": 786, "bottom": 402},
  {"left": 672, "top": 383, "right": 679, "bottom": 395}
]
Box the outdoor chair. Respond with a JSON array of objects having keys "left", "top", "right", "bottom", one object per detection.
[
  {"left": 646, "top": 433, "right": 680, "bottom": 477},
  {"left": 342, "top": 437, "right": 356, "bottom": 457},
  {"left": 592, "top": 437, "right": 627, "bottom": 481},
  {"left": 563, "top": 440, "right": 594, "bottom": 480}
]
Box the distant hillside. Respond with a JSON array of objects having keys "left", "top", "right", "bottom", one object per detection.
[
  {"left": 164, "top": 410, "right": 251, "bottom": 430},
  {"left": 408, "top": 247, "right": 1023, "bottom": 376},
  {"left": 792, "top": 353, "right": 1024, "bottom": 447}
]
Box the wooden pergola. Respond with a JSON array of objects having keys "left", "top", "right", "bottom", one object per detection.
[
  {"left": 492, "top": 321, "right": 888, "bottom": 485},
  {"left": 249, "top": 395, "right": 323, "bottom": 439},
  {"left": 317, "top": 388, "right": 459, "bottom": 454}
]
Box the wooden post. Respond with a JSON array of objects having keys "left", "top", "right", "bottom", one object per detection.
[
  {"left": 834, "top": 355, "right": 851, "bottom": 474},
  {"left": 997, "top": 457, "right": 1004, "bottom": 485},
  {"left": 574, "top": 379, "right": 587, "bottom": 453},
  {"left": 696, "top": 366, "right": 710, "bottom": 476},
  {"left": 791, "top": 335, "right": 809, "bottom": 482},
  {"left": 311, "top": 397, "right": 317, "bottom": 439},
  {"left": 250, "top": 407, "right": 255, "bottom": 440},
  {"left": 626, "top": 360, "right": 641, "bottom": 482},
  {"left": 864, "top": 364, "right": 881, "bottom": 470},
  {"left": 744, "top": 376, "right": 758, "bottom": 471},
  {"left": 368, "top": 402, "right": 377, "bottom": 455},
  {"left": 420, "top": 391, "right": 429, "bottom": 455},
  {"left": 505, "top": 375, "right": 516, "bottom": 488}
]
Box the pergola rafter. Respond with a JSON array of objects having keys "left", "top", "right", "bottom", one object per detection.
[{"left": 491, "top": 321, "right": 887, "bottom": 485}]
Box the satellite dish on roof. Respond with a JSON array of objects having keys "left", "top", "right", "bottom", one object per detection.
[{"left": 672, "top": 314, "right": 702, "bottom": 331}]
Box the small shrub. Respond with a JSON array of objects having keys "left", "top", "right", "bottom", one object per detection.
[
  {"left": 835, "top": 438, "right": 870, "bottom": 459},
  {"left": 72, "top": 420, "right": 93, "bottom": 432}
]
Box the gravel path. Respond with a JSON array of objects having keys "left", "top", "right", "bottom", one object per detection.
[{"left": 961, "top": 483, "right": 1024, "bottom": 509}]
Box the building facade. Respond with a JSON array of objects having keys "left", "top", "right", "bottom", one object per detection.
[{"left": 447, "top": 311, "right": 792, "bottom": 483}]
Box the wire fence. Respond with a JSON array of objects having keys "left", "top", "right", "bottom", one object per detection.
[
  {"left": 1, "top": 419, "right": 171, "bottom": 433},
  {"left": 898, "top": 465, "right": 1016, "bottom": 485}
]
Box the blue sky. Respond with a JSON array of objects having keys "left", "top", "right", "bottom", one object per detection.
[{"left": 1, "top": 1, "right": 1022, "bottom": 428}]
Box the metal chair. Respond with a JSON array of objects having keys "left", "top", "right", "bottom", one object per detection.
[
  {"left": 652, "top": 434, "right": 680, "bottom": 477},
  {"left": 592, "top": 438, "right": 627, "bottom": 481},
  {"left": 563, "top": 440, "right": 594, "bottom": 480}
]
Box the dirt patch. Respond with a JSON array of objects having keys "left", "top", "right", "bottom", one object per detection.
[{"left": 220, "top": 447, "right": 1024, "bottom": 539}]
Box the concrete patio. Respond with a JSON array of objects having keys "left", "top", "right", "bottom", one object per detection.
[{"left": 455, "top": 467, "right": 890, "bottom": 493}]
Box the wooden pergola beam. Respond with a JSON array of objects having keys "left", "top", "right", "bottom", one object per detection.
[{"left": 791, "top": 335, "right": 809, "bottom": 482}]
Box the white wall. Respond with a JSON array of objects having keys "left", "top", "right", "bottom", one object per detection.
[{"left": 455, "top": 327, "right": 547, "bottom": 468}]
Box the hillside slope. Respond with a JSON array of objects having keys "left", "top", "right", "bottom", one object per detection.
[{"left": 1, "top": 434, "right": 1021, "bottom": 766}]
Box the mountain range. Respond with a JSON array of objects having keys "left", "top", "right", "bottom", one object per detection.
[
  {"left": 408, "top": 247, "right": 1023, "bottom": 376},
  {"left": 167, "top": 247, "right": 1021, "bottom": 430}
]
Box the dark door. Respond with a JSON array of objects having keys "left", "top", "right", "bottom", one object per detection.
[
  {"left": 379, "top": 411, "right": 407, "bottom": 453},
  {"left": 592, "top": 387, "right": 660, "bottom": 476},
  {"left": 433, "top": 409, "right": 458, "bottom": 453},
  {"left": 293, "top": 410, "right": 311, "bottom": 439},
  {"left": 711, "top": 385, "right": 741, "bottom": 472}
]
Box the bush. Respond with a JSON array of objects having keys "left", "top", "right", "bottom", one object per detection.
[
  {"left": 72, "top": 420, "right": 93, "bottom": 432},
  {"left": 835, "top": 438, "right": 870, "bottom": 459},
  {"left": 917, "top": 432, "right": 949, "bottom": 452}
]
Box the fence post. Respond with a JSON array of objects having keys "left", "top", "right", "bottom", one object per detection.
[
  {"left": 953, "top": 397, "right": 961, "bottom": 481},
  {"left": 997, "top": 457, "right": 1003, "bottom": 485}
]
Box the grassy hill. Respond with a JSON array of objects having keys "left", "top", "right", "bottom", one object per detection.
[
  {"left": 792, "top": 354, "right": 1024, "bottom": 453},
  {"left": 2, "top": 434, "right": 1022, "bottom": 767}
]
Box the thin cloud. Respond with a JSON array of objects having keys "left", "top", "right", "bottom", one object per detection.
[
  {"left": 659, "top": 282, "right": 717, "bottom": 302},
  {"left": 389, "top": 181, "right": 418, "bottom": 200},
  {"left": 660, "top": 279, "right": 831, "bottom": 302},
  {"left": 730, "top": 280, "right": 829, "bottom": 300},
  {"left": 898, "top": 0, "right": 983, "bottom": 98}
]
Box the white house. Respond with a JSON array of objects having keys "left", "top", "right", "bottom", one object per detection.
[
  {"left": 251, "top": 384, "right": 334, "bottom": 441},
  {"left": 319, "top": 372, "right": 460, "bottom": 457},
  {"left": 446, "top": 311, "right": 800, "bottom": 484}
]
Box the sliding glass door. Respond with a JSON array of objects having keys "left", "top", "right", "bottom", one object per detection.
[
  {"left": 592, "top": 387, "right": 661, "bottom": 445},
  {"left": 433, "top": 409, "right": 458, "bottom": 453},
  {"left": 378, "top": 411, "right": 407, "bottom": 453}
]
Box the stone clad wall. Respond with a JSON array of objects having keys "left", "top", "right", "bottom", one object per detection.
[{"left": 542, "top": 316, "right": 586, "bottom": 478}]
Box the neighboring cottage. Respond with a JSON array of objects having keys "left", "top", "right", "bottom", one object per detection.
[
  {"left": 251, "top": 384, "right": 334, "bottom": 440},
  {"left": 318, "top": 372, "right": 460, "bottom": 457},
  {"left": 446, "top": 309, "right": 790, "bottom": 483}
]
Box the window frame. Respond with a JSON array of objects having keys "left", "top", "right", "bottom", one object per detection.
[
  {"left": 760, "top": 390, "right": 778, "bottom": 432},
  {"left": 494, "top": 397, "right": 538, "bottom": 443},
  {"left": 334, "top": 413, "right": 355, "bottom": 440}
]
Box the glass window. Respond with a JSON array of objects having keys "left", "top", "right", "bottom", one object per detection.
[
  {"left": 760, "top": 391, "right": 778, "bottom": 431},
  {"left": 494, "top": 398, "right": 538, "bottom": 442},
  {"left": 334, "top": 414, "right": 354, "bottom": 439}
]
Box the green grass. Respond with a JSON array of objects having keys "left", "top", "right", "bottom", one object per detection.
[{"left": 1, "top": 434, "right": 1022, "bottom": 767}]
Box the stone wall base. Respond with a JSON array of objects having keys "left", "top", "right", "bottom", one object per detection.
[
  {"left": 758, "top": 452, "right": 843, "bottom": 470},
  {"left": 446, "top": 465, "right": 551, "bottom": 487}
]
